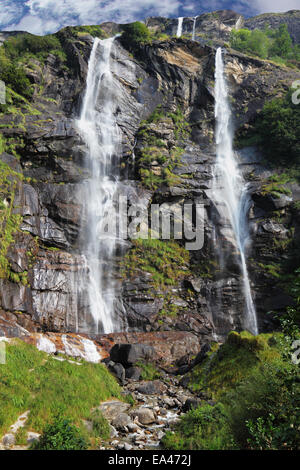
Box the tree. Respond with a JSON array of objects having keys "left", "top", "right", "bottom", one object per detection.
[{"left": 269, "top": 24, "right": 293, "bottom": 58}]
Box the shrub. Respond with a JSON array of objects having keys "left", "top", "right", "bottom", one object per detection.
[
  {"left": 33, "top": 418, "right": 88, "bottom": 450},
  {"left": 255, "top": 90, "right": 300, "bottom": 164},
  {"left": 121, "top": 22, "right": 151, "bottom": 51},
  {"left": 162, "top": 403, "right": 236, "bottom": 450},
  {"left": 225, "top": 361, "right": 300, "bottom": 449},
  {"left": 0, "top": 62, "right": 33, "bottom": 99}
]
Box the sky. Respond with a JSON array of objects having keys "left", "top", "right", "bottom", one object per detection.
[{"left": 0, "top": 0, "right": 299, "bottom": 35}]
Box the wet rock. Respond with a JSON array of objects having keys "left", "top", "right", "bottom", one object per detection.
[
  {"left": 130, "top": 408, "right": 156, "bottom": 425},
  {"left": 27, "top": 432, "right": 41, "bottom": 445}
]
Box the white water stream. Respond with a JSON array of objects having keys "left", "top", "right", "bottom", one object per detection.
[
  {"left": 76, "top": 37, "right": 121, "bottom": 334},
  {"left": 176, "top": 17, "right": 184, "bottom": 37},
  {"left": 212, "top": 48, "right": 258, "bottom": 335}
]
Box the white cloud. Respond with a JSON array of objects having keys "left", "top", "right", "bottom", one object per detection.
[
  {"left": 253, "top": 0, "right": 300, "bottom": 13},
  {"left": 3, "top": 0, "right": 183, "bottom": 34},
  {"left": 0, "top": 0, "right": 24, "bottom": 26},
  {"left": 1, "top": 0, "right": 299, "bottom": 35}
]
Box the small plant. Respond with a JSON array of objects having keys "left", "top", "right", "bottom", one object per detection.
[
  {"left": 90, "top": 410, "right": 111, "bottom": 440},
  {"left": 32, "top": 418, "right": 88, "bottom": 450}
]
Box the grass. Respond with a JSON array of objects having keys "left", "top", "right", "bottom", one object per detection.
[
  {"left": 0, "top": 340, "right": 121, "bottom": 442},
  {"left": 136, "top": 361, "right": 161, "bottom": 381}
]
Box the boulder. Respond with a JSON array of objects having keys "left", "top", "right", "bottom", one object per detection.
[
  {"left": 110, "top": 363, "right": 126, "bottom": 383},
  {"left": 125, "top": 366, "right": 142, "bottom": 381},
  {"left": 137, "top": 380, "right": 167, "bottom": 395},
  {"left": 110, "top": 343, "right": 155, "bottom": 366},
  {"left": 97, "top": 400, "right": 131, "bottom": 422},
  {"left": 111, "top": 413, "right": 132, "bottom": 430},
  {"left": 182, "top": 398, "right": 202, "bottom": 412},
  {"left": 2, "top": 433, "right": 15, "bottom": 447},
  {"left": 130, "top": 408, "right": 156, "bottom": 425}
]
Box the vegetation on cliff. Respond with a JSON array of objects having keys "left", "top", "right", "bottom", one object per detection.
[
  {"left": 230, "top": 24, "right": 300, "bottom": 68},
  {"left": 163, "top": 328, "right": 300, "bottom": 450}
]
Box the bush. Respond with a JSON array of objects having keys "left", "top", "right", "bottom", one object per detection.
[
  {"left": 162, "top": 403, "right": 236, "bottom": 450},
  {"left": 33, "top": 418, "right": 88, "bottom": 450},
  {"left": 225, "top": 361, "right": 300, "bottom": 449},
  {"left": 121, "top": 21, "right": 151, "bottom": 51},
  {"left": 4, "top": 33, "right": 62, "bottom": 59},
  {"left": 255, "top": 90, "right": 300, "bottom": 164},
  {"left": 0, "top": 62, "right": 33, "bottom": 99}
]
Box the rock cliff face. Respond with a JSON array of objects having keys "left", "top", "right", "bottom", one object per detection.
[{"left": 0, "top": 11, "right": 299, "bottom": 346}]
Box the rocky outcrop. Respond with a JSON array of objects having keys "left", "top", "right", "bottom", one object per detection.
[{"left": 0, "top": 12, "right": 299, "bottom": 345}]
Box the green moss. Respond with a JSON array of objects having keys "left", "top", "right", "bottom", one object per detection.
[
  {"left": 121, "top": 239, "right": 190, "bottom": 288},
  {"left": 186, "top": 331, "right": 282, "bottom": 399},
  {"left": 0, "top": 159, "right": 23, "bottom": 281},
  {"left": 136, "top": 106, "right": 189, "bottom": 190}
]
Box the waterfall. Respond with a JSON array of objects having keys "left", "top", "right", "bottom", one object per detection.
[
  {"left": 76, "top": 37, "right": 121, "bottom": 334},
  {"left": 176, "top": 17, "right": 184, "bottom": 37},
  {"left": 192, "top": 16, "right": 198, "bottom": 40},
  {"left": 212, "top": 48, "right": 258, "bottom": 335}
]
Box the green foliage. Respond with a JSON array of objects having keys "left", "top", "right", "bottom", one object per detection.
[
  {"left": 261, "top": 173, "right": 292, "bottom": 198},
  {"left": 136, "top": 361, "right": 161, "bottom": 381},
  {"left": 0, "top": 62, "right": 32, "bottom": 100},
  {"left": 230, "top": 28, "right": 271, "bottom": 59},
  {"left": 186, "top": 331, "right": 280, "bottom": 399},
  {"left": 268, "top": 24, "right": 293, "bottom": 58},
  {"left": 0, "top": 340, "right": 121, "bottom": 438},
  {"left": 0, "top": 32, "right": 66, "bottom": 101},
  {"left": 164, "top": 330, "right": 300, "bottom": 450},
  {"left": 230, "top": 25, "right": 299, "bottom": 68},
  {"left": 3, "top": 33, "right": 63, "bottom": 59},
  {"left": 121, "top": 22, "right": 152, "bottom": 51},
  {"left": 255, "top": 91, "right": 300, "bottom": 165},
  {"left": 137, "top": 106, "right": 189, "bottom": 190},
  {"left": 121, "top": 239, "right": 190, "bottom": 288},
  {"left": 33, "top": 418, "right": 88, "bottom": 450},
  {"left": 162, "top": 403, "right": 236, "bottom": 450},
  {"left": 225, "top": 361, "right": 300, "bottom": 449},
  {"left": 0, "top": 159, "right": 23, "bottom": 281},
  {"left": 90, "top": 410, "right": 111, "bottom": 440}
]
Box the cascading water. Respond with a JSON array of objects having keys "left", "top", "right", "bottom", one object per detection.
[
  {"left": 176, "top": 17, "right": 184, "bottom": 37},
  {"left": 192, "top": 16, "right": 198, "bottom": 41},
  {"left": 212, "top": 48, "right": 258, "bottom": 335},
  {"left": 76, "top": 36, "right": 121, "bottom": 334}
]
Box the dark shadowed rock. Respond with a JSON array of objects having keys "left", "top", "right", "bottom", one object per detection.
[
  {"left": 110, "top": 343, "right": 155, "bottom": 366},
  {"left": 125, "top": 366, "right": 142, "bottom": 381},
  {"left": 182, "top": 398, "right": 202, "bottom": 412}
]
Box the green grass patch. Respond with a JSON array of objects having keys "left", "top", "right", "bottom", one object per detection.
[
  {"left": 0, "top": 340, "right": 121, "bottom": 442},
  {"left": 121, "top": 239, "right": 190, "bottom": 288}
]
